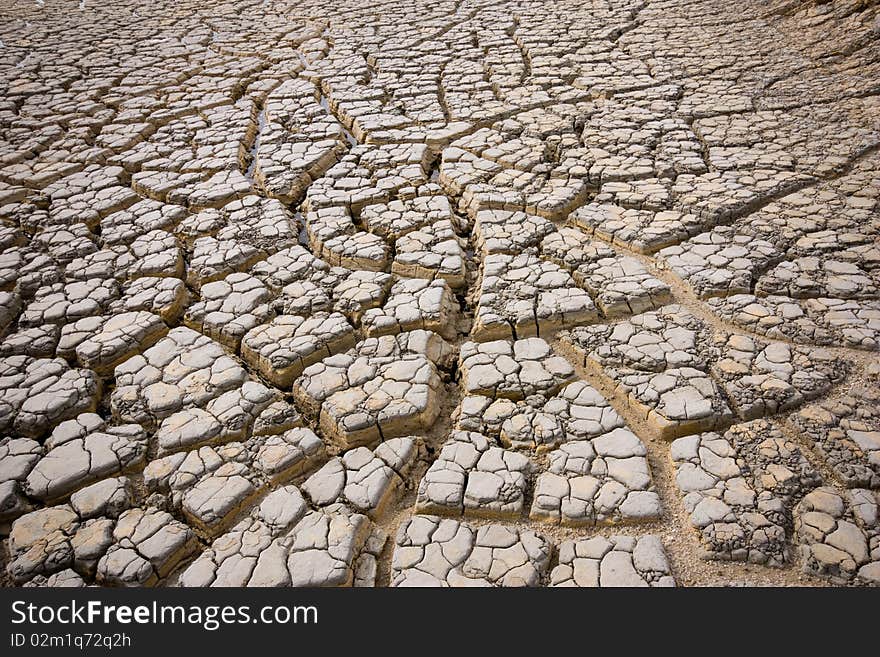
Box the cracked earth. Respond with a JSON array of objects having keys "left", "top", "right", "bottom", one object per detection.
[{"left": 1, "top": 0, "right": 879, "bottom": 588}]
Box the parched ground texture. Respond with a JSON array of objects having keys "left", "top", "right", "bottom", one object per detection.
[{"left": 0, "top": 0, "right": 879, "bottom": 588}]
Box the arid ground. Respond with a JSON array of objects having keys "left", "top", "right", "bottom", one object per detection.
[{"left": 0, "top": 0, "right": 878, "bottom": 588}]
